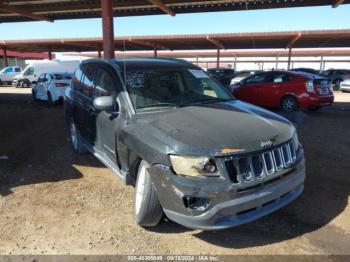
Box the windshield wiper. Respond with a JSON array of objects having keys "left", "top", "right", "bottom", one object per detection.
[
  {"left": 181, "top": 98, "right": 234, "bottom": 107},
  {"left": 137, "top": 103, "right": 179, "bottom": 110}
]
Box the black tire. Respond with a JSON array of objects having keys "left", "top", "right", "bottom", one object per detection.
[
  {"left": 281, "top": 96, "right": 298, "bottom": 112},
  {"left": 21, "top": 80, "right": 30, "bottom": 88},
  {"left": 69, "top": 119, "right": 88, "bottom": 155},
  {"left": 32, "top": 88, "right": 38, "bottom": 102},
  {"left": 308, "top": 106, "right": 321, "bottom": 112},
  {"left": 334, "top": 79, "right": 342, "bottom": 89},
  {"left": 133, "top": 160, "right": 163, "bottom": 227},
  {"left": 47, "top": 92, "right": 54, "bottom": 106}
]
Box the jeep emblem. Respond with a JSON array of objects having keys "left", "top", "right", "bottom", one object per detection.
[{"left": 261, "top": 140, "right": 273, "bottom": 148}]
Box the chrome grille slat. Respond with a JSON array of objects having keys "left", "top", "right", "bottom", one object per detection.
[
  {"left": 272, "top": 148, "right": 284, "bottom": 171},
  {"left": 262, "top": 151, "right": 275, "bottom": 176},
  {"left": 224, "top": 140, "right": 298, "bottom": 184}
]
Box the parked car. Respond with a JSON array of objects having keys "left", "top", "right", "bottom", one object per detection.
[
  {"left": 230, "top": 70, "right": 263, "bottom": 85},
  {"left": 32, "top": 72, "right": 72, "bottom": 105},
  {"left": 291, "top": 68, "right": 320, "bottom": 75},
  {"left": 64, "top": 58, "right": 305, "bottom": 230},
  {"left": 320, "top": 69, "right": 350, "bottom": 88},
  {"left": 0, "top": 66, "right": 22, "bottom": 85},
  {"left": 340, "top": 79, "right": 350, "bottom": 92},
  {"left": 13, "top": 60, "right": 79, "bottom": 88},
  {"left": 207, "top": 68, "right": 235, "bottom": 87},
  {"left": 232, "top": 71, "right": 334, "bottom": 112}
]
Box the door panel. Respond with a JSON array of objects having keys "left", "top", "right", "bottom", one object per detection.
[{"left": 92, "top": 66, "right": 124, "bottom": 166}]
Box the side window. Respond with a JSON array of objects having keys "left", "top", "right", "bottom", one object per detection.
[
  {"left": 93, "top": 67, "right": 119, "bottom": 99},
  {"left": 23, "top": 67, "right": 34, "bottom": 76},
  {"left": 37, "top": 74, "right": 45, "bottom": 83},
  {"left": 80, "top": 64, "right": 95, "bottom": 97},
  {"left": 273, "top": 73, "right": 292, "bottom": 83},
  {"left": 245, "top": 73, "right": 268, "bottom": 84},
  {"left": 72, "top": 67, "right": 83, "bottom": 92},
  {"left": 46, "top": 74, "right": 52, "bottom": 83},
  {"left": 15, "top": 67, "right": 21, "bottom": 72},
  {"left": 4, "top": 67, "right": 12, "bottom": 73}
]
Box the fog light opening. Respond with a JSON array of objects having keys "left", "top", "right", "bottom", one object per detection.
[{"left": 183, "top": 196, "right": 210, "bottom": 211}]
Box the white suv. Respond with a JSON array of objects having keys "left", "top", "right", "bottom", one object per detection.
[{"left": 0, "top": 66, "right": 22, "bottom": 85}]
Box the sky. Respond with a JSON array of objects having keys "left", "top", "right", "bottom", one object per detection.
[{"left": 0, "top": 5, "right": 350, "bottom": 39}]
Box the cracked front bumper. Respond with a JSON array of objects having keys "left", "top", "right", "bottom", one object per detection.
[{"left": 149, "top": 154, "right": 305, "bottom": 230}]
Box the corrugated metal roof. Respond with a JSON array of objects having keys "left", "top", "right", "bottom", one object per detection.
[{"left": 0, "top": 0, "right": 349, "bottom": 23}]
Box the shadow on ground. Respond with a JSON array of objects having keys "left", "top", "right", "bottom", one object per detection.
[{"left": 0, "top": 92, "right": 104, "bottom": 196}]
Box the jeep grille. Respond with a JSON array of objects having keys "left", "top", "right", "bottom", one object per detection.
[{"left": 225, "top": 140, "right": 297, "bottom": 184}]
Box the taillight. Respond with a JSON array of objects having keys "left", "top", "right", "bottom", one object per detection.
[
  {"left": 55, "top": 83, "right": 69, "bottom": 87},
  {"left": 305, "top": 80, "right": 314, "bottom": 92}
]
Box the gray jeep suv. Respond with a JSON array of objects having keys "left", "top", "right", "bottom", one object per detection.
[{"left": 64, "top": 58, "right": 305, "bottom": 230}]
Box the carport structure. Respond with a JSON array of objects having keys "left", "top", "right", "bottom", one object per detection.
[
  {"left": 2, "top": 29, "right": 350, "bottom": 69},
  {"left": 0, "top": 0, "right": 349, "bottom": 65}
]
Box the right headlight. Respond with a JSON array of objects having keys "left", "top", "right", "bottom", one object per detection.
[{"left": 169, "top": 155, "right": 218, "bottom": 178}]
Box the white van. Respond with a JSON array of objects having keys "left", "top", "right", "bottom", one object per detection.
[{"left": 13, "top": 60, "right": 80, "bottom": 88}]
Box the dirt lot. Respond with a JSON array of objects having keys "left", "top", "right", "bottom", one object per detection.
[{"left": 0, "top": 87, "right": 349, "bottom": 256}]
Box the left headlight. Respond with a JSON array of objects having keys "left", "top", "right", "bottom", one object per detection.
[{"left": 169, "top": 155, "right": 218, "bottom": 178}]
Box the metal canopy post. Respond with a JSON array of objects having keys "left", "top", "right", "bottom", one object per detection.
[
  {"left": 216, "top": 48, "right": 220, "bottom": 69},
  {"left": 287, "top": 47, "right": 292, "bottom": 70},
  {"left": 2, "top": 46, "right": 8, "bottom": 67},
  {"left": 98, "top": 50, "right": 102, "bottom": 58},
  {"left": 154, "top": 47, "right": 158, "bottom": 58},
  {"left": 101, "top": 0, "right": 115, "bottom": 59},
  {"left": 48, "top": 46, "right": 53, "bottom": 60}
]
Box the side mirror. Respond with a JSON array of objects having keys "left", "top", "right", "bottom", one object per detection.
[{"left": 93, "top": 96, "right": 119, "bottom": 112}]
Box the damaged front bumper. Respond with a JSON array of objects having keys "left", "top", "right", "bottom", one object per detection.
[{"left": 148, "top": 149, "right": 305, "bottom": 230}]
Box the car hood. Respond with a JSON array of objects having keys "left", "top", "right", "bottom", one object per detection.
[{"left": 132, "top": 100, "right": 295, "bottom": 156}]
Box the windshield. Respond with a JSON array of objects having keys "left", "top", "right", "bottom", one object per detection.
[{"left": 125, "top": 68, "right": 234, "bottom": 111}]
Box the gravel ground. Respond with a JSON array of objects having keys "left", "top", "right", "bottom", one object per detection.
[{"left": 0, "top": 87, "right": 349, "bottom": 256}]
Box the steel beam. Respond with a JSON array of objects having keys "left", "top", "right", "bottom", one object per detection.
[
  {"left": 101, "top": 0, "right": 115, "bottom": 59},
  {"left": 147, "top": 0, "right": 175, "bottom": 16},
  {"left": 0, "top": 3, "right": 53, "bottom": 22},
  {"left": 333, "top": 0, "right": 345, "bottom": 8},
  {"left": 287, "top": 32, "right": 302, "bottom": 49}
]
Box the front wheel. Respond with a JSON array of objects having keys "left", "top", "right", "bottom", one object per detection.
[
  {"left": 133, "top": 160, "right": 163, "bottom": 227},
  {"left": 47, "top": 92, "right": 54, "bottom": 106},
  {"left": 334, "top": 79, "right": 342, "bottom": 89},
  {"left": 32, "top": 89, "right": 38, "bottom": 102},
  {"left": 21, "top": 80, "right": 30, "bottom": 88},
  {"left": 281, "top": 96, "right": 298, "bottom": 112}
]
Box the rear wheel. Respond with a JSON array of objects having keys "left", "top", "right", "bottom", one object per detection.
[
  {"left": 69, "top": 119, "right": 88, "bottom": 155},
  {"left": 133, "top": 160, "right": 163, "bottom": 227},
  {"left": 281, "top": 96, "right": 298, "bottom": 112}
]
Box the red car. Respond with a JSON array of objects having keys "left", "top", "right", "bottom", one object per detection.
[{"left": 231, "top": 71, "right": 334, "bottom": 112}]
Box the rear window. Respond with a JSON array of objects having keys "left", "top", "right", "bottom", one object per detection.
[{"left": 53, "top": 74, "right": 72, "bottom": 80}]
